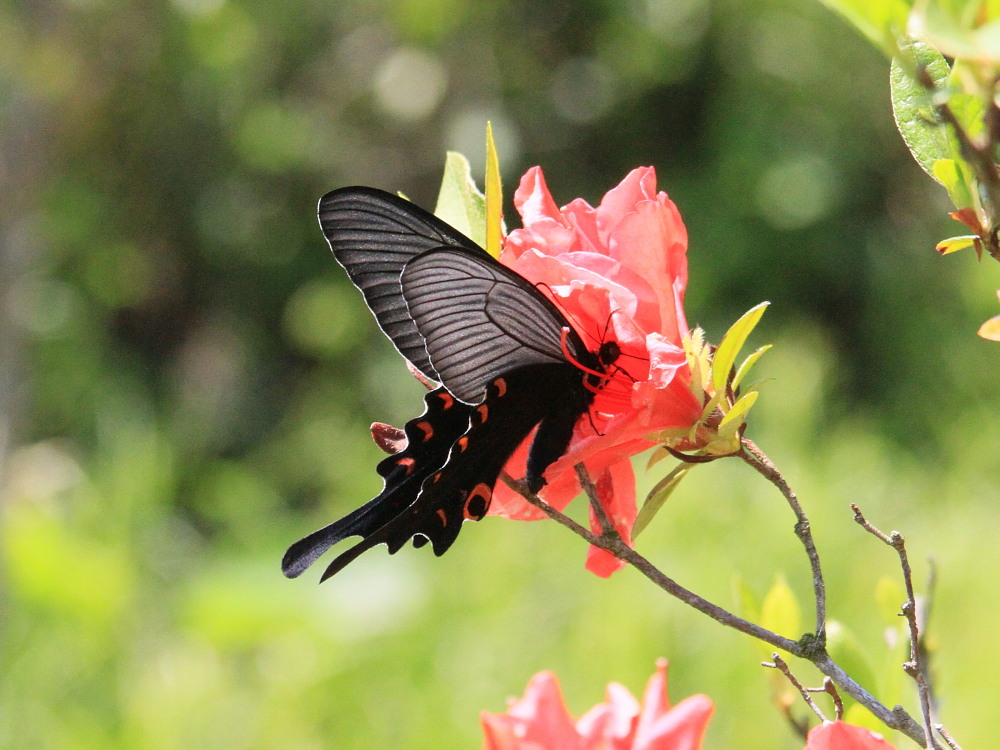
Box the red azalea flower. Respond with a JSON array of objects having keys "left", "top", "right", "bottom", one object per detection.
[
  {"left": 481, "top": 660, "right": 714, "bottom": 750},
  {"left": 803, "top": 722, "right": 896, "bottom": 750},
  {"left": 489, "top": 166, "right": 703, "bottom": 576}
]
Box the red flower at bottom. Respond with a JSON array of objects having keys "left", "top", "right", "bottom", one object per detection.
[
  {"left": 481, "top": 660, "right": 713, "bottom": 750},
  {"left": 804, "top": 721, "right": 896, "bottom": 750}
]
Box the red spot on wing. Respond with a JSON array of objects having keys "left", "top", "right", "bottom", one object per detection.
[
  {"left": 436, "top": 509, "right": 448, "bottom": 526},
  {"left": 397, "top": 456, "right": 416, "bottom": 474},
  {"left": 415, "top": 421, "right": 433, "bottom": 441},
  {"left": 476, "top": 404, "right": 489, "bottom": 423},
  {"left": 493, "top": 378, "right": 507, "bottom": 397},
  {"left": 456, "top": 436, "right": 469, "bottom": 452},
  {"left": 437, "top": 392, "right": 454, "bottom": 410},
  {"left": 463, "top": 482, "right": 493, "bottom": 520}
]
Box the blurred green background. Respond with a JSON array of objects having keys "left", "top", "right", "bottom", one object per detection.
[{"left": 2, "top": 0, "right": 998, "bottom": 747}]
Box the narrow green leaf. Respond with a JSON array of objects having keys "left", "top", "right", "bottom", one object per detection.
[
  {"left": 711, "top": 302, "right": 770, "bottom": 394},
  {"left": 760, "top": 575, "right": 801, "bottom": 645},
  {"left": 485, "top": 122, "right": 503, "bottom": 259},
  {"left": 434, "top": 151, "right": 486, "bottom": 247},
  {"left": 932, "top": 158, "right": 973, "bottom": 208},
  {"left": 719, "top": 390, "right": 758, "bottom": 429},
  {"left": 732, "top": 344, "right": 772, "bottom": 390},
  {"left": 874, "top": 576, "right": 907, "bottom": 625},
  {"left": 646, "top": 445, "right": 673, "bottom": 470},
  {"left": 732, "top": 574, "right": 761, "bottom": 625},
  {"left": 826, "top": 620, "right": 880, "bottom": 702},
  {"left": 890, "top": 39, "right": 952, "bottom": 182},
  {"left": 633, "top": 463, "right": 693, "bottom": 537},
  {"left": 935, "top": 234, "right": 978, "bottom": 254},
  {"left": 979, "top": 314, "right": 1000, "bottom": 340}
]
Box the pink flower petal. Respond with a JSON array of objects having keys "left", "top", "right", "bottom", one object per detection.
[
  {"left": 482, "top": 662, "right": 714, "bottom": 750},
  {"left": 804, "top": 722, "right": 896, "bottom": 750},
  {"left": 491, "top": 166, "right": 698, "bottom": 575},
  {"left": 481, "top": 672, "right": 582, "bottom": 750}
]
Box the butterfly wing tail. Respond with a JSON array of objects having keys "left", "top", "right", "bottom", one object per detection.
[{"left": 281, "top": 501, "right": 380, "bottom": 578}]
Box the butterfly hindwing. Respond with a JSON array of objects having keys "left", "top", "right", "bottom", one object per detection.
[
  {"left": 281, "top": 387, "right": 472, "bottom": 579},
  {"left": 312, "top": 364, "right": 584, "bottom": 580},
  {"left": 318, "top": 187, "right": 482, "bottom": 381}
]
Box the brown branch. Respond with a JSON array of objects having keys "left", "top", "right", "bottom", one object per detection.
[
  {"left": 813, "top": 677, "right": 844, "bottom": 722},
  {"left": 762, "top": 653, "right": 827, "bottom": 723},
  {"left": 740, "top": 438, "right": 827, "bottom": 641},
  {"left": 503, "top": 471, "right": 800, "bottom": 652},
  {"left": 505, "top": 465, "right": 930, "bottom": 746},
  {"left": 935, "top": 724, "right": 963, "bottom": 750},
  {"left": 852, "top": 505, "right": 942, "bottom": 750},
  {"left": 574, "top": 464, "right": 620, "bottom": 540}
]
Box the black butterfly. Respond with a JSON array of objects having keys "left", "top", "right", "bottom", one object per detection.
[{"left": 282, "top": 187, "right": 620, "bottom": 581}]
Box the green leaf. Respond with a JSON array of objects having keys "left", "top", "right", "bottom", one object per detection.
[
  {"left": 633, "top": 463, "right": 693, "bottom": 537},
  {"left": 719, "top": 390, "right": 758, "bottom": 430},
  {"left": 485, "top": 122, "right": 503, "bottom": 259},
  {"left": 979, "top": 314, "right": 1000, "bottom": 340},
  {"left": 732, "top": 574, "right": 761, "bottom": 625},
  {"left": 874, "top": 575, "right": 907, "bottom": 625},
  {"left": 826, "top": 620, "right": 880, "bottom": 703},
  {"left": 732, "top": 344, "right": 772, "bottom": 390},
  {"left": 935, "top": 234, "right": 978, "bottom": 254},
  {"left": 816, "top": 0, "right": 911, "bottom": 52},
  {"left": 760, "top": 575, "right": 801, "bottom": 644},
  {"left": 711, "top": 302, "right": 770, "bottom": 394},
  {"left": 932, "top": 158, "right": 974, "bottom": 208},
  {"left": 434, "top": 151, "right": 486, "bottom": 247},
  {"left": 646, "top": 445, "right": 673, "bottom": 470},
  {"left": 890, "top": 39, "right": 952, "bottom": 182}
]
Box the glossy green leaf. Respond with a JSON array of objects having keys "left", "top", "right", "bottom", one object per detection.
[
  {"left": 719, "top": 390, "right": 758, "bottom": 430},
  {"left": 434, "top": 151, "right": 486, "bottom": 247},
  {"left": 932, "top": 158, "right": 974, "bottom": 209},
  {"left": 711, "top": 302, "right": 770, "bottom": 394},
  {"left": 732, "top": 344, "right": 772, "bottom": 390},
  {"left": 485, "top": 122, "right": 503, "bottom": 259},
  {"left": 890, "top": 39, "right": 952, "bottom": 182},
  {"left": 935, "top": 234, "right": 978, "bottom": 254},
  {"left": 633, "top": 463, "right": 692, "bottom": 537}
]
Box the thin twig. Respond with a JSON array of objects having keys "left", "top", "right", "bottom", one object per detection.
[
  {"left": 740, "top": 438, "right": 827, "bottom": 642},
  {"left": 574, "top": 464, "right": 620, "bottom": 540},
  {"left": 852, "top": 505, "right": 941, "bottom": 750},
  {"left": 812, "top": 677, "right": 844, "bottom": 721},
  {"left": 505, "top": 466, "right": 930, "bottom": 746},
  {"left": 762, "top": 653, "right": 827, "bottom": 723},
  {"left": 503, "top": 471, "right": 800, "bottom": 651},
  {"left": 935, "top": 724, "right": 962, "bottom": 750}
]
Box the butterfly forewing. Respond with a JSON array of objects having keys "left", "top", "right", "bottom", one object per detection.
[
  {"left": 400, "top": 247, "right": 588, "bottom": 404},
  {"left": 318, "top": 187, "right": 482, "bottom": 380}
]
